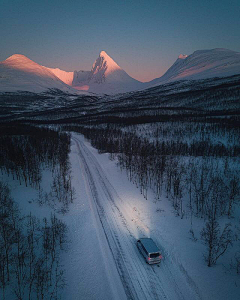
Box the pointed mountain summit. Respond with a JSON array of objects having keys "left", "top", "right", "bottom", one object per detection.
[
  {"left": 92, "top": 51, "right": 122, "bottom": 80},
  {"left": 72, "top": 51, "right": 143, "bottom": 94},
  {"left": 89, "top": 50, "right": 127, "bottom": 84}
]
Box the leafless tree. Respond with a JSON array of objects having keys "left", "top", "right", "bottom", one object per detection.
[{"left": 201, "top": 220, "right": 233, "bottom": 267}]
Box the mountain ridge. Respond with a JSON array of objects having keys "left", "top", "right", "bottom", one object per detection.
[
  {"left": 0, "top": 54, "right": 82, "bottom": 94},
  {"left": 71, "top": 51, "right": 143, "bottom": 94},
  {"left": 148, "top": 48, "right": 240, "bottom": 87},
  {"left": 1, "top": 48, "right": 240, "bottom": 94}
]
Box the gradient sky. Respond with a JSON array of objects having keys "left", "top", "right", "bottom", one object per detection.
[{"left": 1, "top": 0, "right": 240, "bottom": 82}]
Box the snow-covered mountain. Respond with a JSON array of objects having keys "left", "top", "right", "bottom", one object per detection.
[
  {"left": 0, "top": 52, "right": 143, "bottom": 94},
  {"left": 149, "top": 48, "right": 240, "bottom": 87},
  {"left": 1, "top": 48, "right": 240, "bottom": 95},
  {"left": 0, "top": 54, "right": 80, "bottom": 94},
  {"left": 46, "top": 67, "right": 74, "bottom": 86},
  {"left": 72, "top": 51, "right": 144, "bottom": 94}
]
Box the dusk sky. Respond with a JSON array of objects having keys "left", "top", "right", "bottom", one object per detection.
[{"left": 1, "top": 0, "right": 240, "bottom": 82}]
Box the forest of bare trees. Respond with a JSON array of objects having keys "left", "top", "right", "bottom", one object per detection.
[
  {"left": 0, "top": 181, "right": 67, "bottom": 300},
  {"left": 0, "top": 125, "right": 74, "bottom": 299},
  {"left": 67, "top": 121, "right": 240, "bottom": 268},
  {"left": 0, "top": 125, "right": 71, "bottom": 188}
]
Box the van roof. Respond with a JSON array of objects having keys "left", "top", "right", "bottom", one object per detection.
[{"left": 138, "top": 238, "right": 160, "bottom": 253}]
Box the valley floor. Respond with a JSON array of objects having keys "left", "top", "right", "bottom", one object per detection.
[
  {"left": 1, "top": 133, "right": 239, "bottom": 300},
  {"left": 61, "top": 134, "right": 240, "bottom": 300}
]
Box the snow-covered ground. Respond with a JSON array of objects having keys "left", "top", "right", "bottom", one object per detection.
[
  {"left": 1, "top": 133, "right": 239, "bottom": 299},
  {"left": 65, "top": 134, "right": 240, "bottom": 300}
]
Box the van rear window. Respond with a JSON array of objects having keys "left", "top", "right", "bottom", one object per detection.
[{"left": 150, "top": 253, "right": 160, "bottom": 258}]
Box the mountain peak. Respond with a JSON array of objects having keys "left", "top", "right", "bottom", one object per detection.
[
  {"left": 178, "top": 54, "right": 188, "bottom": 59},
  {"left": 71, "top": 50, "right": 143, "bottom": 93},
  {"left": 96, "top": 51, "right": 121, "bottom": 73},
  {"left": 150, "top": 47, "right": 240, "bottom": 87},
  {"left": 0, "top": 54, "right": 80, "bottom": 93},
  {"left": 89, "top": 51, "right": 121, "bottom": 84},
  {"left": 6, "top": 53, "right": 26, "bottom": 59},
  {"left": 99, "top": 50, "right": 108, "bottom": 57},
  {"left": 5, "top": 54, "right": 33, "bottom": 64},
  {"left": 2, "top": 54, "right": 49, "bottom": 74}
]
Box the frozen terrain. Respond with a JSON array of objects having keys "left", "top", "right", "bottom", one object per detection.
[
  {"left": 72, "top": 51, "right": 144, "bottom": 94},
  {"left": 0, "top": 54, "right": 82, "bottom": 94},
  {"left": 1, "top": 48, "right": 239, "bottom": 95},
  {"left": 66, "top": 134, "right": 240, "bottom": 300},
  {"left": 46, "top": 67, "right": 74, "bottom": 86},
  {"left": 149, "top": 48, "right": 240, "bottom": 87},
  {"left": 1, "top": 132, "right": 239, "bottom": 299},
  {"left": 0, "top": 51, "right": 143, "bottom": 95},
  {"left": 67, "top": 134, "right": 202, "bottom": 300}
]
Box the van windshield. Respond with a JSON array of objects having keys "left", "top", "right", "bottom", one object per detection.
[{"left": 150, "top": 253, "right": 160, "bottom": 258}]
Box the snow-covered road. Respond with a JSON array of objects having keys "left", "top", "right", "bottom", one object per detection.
[
  {"left": 70, "top": 134, "right": 203, "bottom": 300},
  {"left": 1, "top": 130, "right": 238, "bottom": 300}
]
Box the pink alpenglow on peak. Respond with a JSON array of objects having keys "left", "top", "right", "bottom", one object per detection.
[
  {"left": 89, "top": 51, "right": 122, "bottom": 82},
  {"left": 72, "top": 51, "right": 143, "bottom": 94},
  {"left": 148, "top": 48, "right": 240, "bottom": 87},
  {"left": 98, "top": 51, "right": 121, "bottom": 74},
  {"left": 0, "top": 54, "right": 83, "bottom": 94},
  {"left": 46, "top": 67, "right": 74, "bottom": 86},
  {"left": 178, "top": 54, "right": 188, "bottom": 59},
  {"left": 1, "top": 48, "right": 240, "bottom": 94},
  {"left": 4, "top": 54, "right": 49, "bottom": 73}
]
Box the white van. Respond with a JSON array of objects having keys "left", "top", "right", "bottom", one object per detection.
[{"left": 137, "top": 238, "right": 162, "bottom": 264}]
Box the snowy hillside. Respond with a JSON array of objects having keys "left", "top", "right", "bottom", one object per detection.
[
  {"left": 149, "top": 48, "right": 240, "bottom": 87},
  {"left": 0, "top": 52, "right": 144, "bottom": 95},
  {"left": 0, "top": 54, "right": 81, "bottom": 94},
  {"left": 72, "top": 51, "right": 144, "bottom": 94},
  {"left": 1, "top": 48, "right": 240, "bottom": 95},
  {"left": 46, "top": 67, "right": 74, "bottom": 86}
]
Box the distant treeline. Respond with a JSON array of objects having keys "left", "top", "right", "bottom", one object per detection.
[
  {"left": 66, "top": 122, "right": 240, "bottom": 219},
  {"left": 66, "top": 123, "right": 240, "bottom": 158}
]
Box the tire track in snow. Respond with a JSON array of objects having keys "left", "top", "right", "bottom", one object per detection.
[
  {"left": 74, "top": 138, "right": 136, "bottom": 300},
  {"left": 78, "top": 145, "right": 165, "bottom": 300},
  {"left": 73, "top": 136, "right": 202, "bottom": 300},
  {"left": 74, "top": 137, "right": 167, "bottom": 300},
  {"left": 78, "top": 138, "right": 203, "bottom": 300}
]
